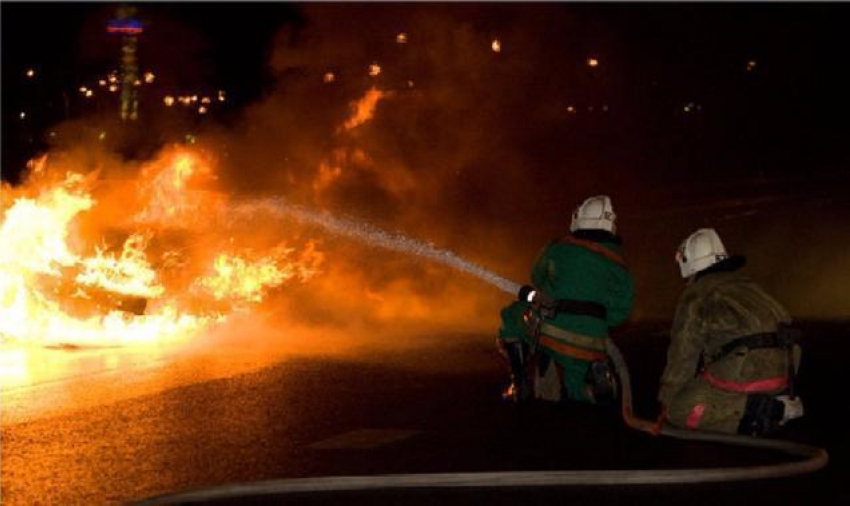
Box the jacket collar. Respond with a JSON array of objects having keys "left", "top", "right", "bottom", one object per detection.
[
  {"left": 695, "top": 255, "right": 747, "bottom": 281},
  {"left": 571, "top": 229, "right": 622, "bottom": 245}
]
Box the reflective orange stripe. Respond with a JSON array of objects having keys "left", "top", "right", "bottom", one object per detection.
[
  {"left": 686, "top": 404, "right": 706, "bottom": 429},
  {"left": 539, "top": 335, "right": 607, "bottom": 362},
  {"left": 703, "top": 371, "right": 788, "bottom": 393},
  {"left": 558, "top": 236, "right": 627, "bottom": 268}
]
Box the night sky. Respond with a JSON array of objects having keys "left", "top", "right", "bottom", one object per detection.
[{"left": 2, "top": 2, "right": 850, "bottom": 319}]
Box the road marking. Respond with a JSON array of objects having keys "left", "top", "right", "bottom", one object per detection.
[{"left": 307, "top": 429, "right": 421, "bottom": 450}]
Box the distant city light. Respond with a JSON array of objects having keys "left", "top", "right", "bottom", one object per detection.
[
  {"left": 109, "top": 84, "right": 119, "bottom": 92},
  {"left": 98, "top": 131, "right": 107, "bottom": 141},
  {"left": 163, "top": 96, "right": 175, "bottom": 107},
  {"left": 25, "top": 68, "right": 35, "bottom": 78},
  {"left": 746, "top": 60, "right": 758, "bottom": 71},
  {"left": 201, "top": 97, "right": 211, "bottom": 104},
  {"left": 588, "top": 106, "right": 595, "bottom": 112},
  {"left": 567, "top": 105, "right": 576, "bottom": 114},
  {"left": 19, "top": 111, "right": 26, "bottom": 120},
  {"left": 587, "top": 58, "right": 599, "bottom": 67},
  {"left": 198, "top": 106, "right": 208, "bottom": 115},
  {"left": 99, "top": 79, "right": 107, "bottom": 86},
  {"left": 217, "top": 90, "right": 226, "bottom": 102},
  {"left": 323, "top": 71, "right": 336, "bottom": 83},
  {"left": 407, "top": 80, "right": 415, "bottom": 88},
  {"left": 369, "top": 62, "right": 382, "bottom": 77},
  {"left": 491, "top": 39, "right": 502, "bottom": 53},
  {"left": 133, "top": 79, "right": 142, "bottom": 86},
  {"left": 49, "top": 131, "right": 57, "bottom": 138},
  {"left": 185, "top": 134, "right": 197, "bottom": 144},
  {"left": 144, "top": 71, "right": 156, "bottom": 83},
  {"left": 79, "top": 86, "right": 88, "bottom": 94},
  {"left": 191, "top": 95, "right": 198, "bottom": 103},
  {"left": 602, "top": 104, "right": 609, "bottom": 112},
  {"left": 396, "top": 32, "right": 408, "bottom": 44},
  {"left": 85, "top": 89, "right": 94, "bottom": 98},
  {"left": 108, "top": 74, "right": 118, "bottom": 84}
]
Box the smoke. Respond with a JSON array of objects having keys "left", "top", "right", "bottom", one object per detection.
[
  {"left": 10, "top": 3, "right": 849, "bottom": 348},
  {"left": 189, "top": 5, "right": 636, "bottom": 334}
]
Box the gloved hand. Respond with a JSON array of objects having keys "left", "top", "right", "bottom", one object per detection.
[
  {"left": 650, "top": 405, "right": 668, "bottom": 436},
  {"left": 518, "top": 285, "right": 536, "bottom": 303},
  {"left": 776, "top": 395, "right": 804, "bottom": 425}
]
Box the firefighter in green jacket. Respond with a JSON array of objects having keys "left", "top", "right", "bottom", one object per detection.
[
  {"left": 498, "top": 195, "right": 634, "bottom": 404},
  {"left": 656, "top": 228, "right": 804, "bottom": 435}
]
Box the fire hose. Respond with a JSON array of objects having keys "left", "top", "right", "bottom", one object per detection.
[{"left": 137, "top": 339, "right": 828, "bottom": 505}]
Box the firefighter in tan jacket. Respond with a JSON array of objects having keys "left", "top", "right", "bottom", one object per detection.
[{"left": 657, "top": 229, "right": 804, "bottom": 435}]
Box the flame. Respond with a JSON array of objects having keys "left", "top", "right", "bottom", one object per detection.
[
  {"left": 76, "top": 234, "right": 164, "bottom": 299},
  {"left": 342, "top": 87, "right": 386, "bottom": 131},
  {"left": 0, "top": 147, "right": 324, "bottom": 348},
  {"left": 194, "top": 242, "right": 323, "bottom": 305},
  {"left": 134, "top": 148, "right": 223, "bottom": 226}
]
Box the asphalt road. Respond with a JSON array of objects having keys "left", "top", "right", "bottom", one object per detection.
[{"left": 1, "top": 322, "right": 846, "bottom": 505}]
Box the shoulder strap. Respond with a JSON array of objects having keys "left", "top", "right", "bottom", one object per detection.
[
  {"left": 710, "top": 330, "right": 799, "bottom": 363},
  {"left": 558, "top": 235, "right": 627, "bottom": 268}
]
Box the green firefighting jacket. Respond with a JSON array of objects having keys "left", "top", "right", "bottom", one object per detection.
[
  {"left": 658, "top": 265, "right": 792, "bottom": 407},
  {"left": 530, "top": 231, "right": 634, "bottom": 339}
]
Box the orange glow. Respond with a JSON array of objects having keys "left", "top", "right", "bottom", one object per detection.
[
  {"left": 313, "top": 161, "right": 343, "bottom": 192},
  {"left": 491, "top": 39, "right": 502, "bottom": 53},
  {"left": 587, "top": 57, "right": 599, "bottom": 67},
  {"left": 342, "top": 87, "right": 386, "bottom": 130},
  {"left": 368, "top": 62, "right": 382, "bottom": 77},
  {"left": 163, "top": 96, "right": 175, "bottom": 107}
]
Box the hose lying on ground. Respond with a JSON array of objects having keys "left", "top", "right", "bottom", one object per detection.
[{"left": 136, "top": 339, "right": 828, "bottom": 505}]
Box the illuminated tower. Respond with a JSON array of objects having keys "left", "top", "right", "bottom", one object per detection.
[{"left": 107, "top": 5, "right": 144, "bottom": 121}]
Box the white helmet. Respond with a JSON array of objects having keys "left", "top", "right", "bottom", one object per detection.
[
  {"left": 570, "top": 195, "right": 616, "bottom": 233},
  {"left": 676, "top": 228, "right": 729, "bottom": 278}
]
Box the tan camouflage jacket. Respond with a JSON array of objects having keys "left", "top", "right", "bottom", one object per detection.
[{"left": 658, "top": 270, "right": 792, "bottom": 406}]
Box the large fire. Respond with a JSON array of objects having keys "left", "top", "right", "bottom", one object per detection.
[{"left": 0, "top": 146, "right": 324, "bottom": 347}]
